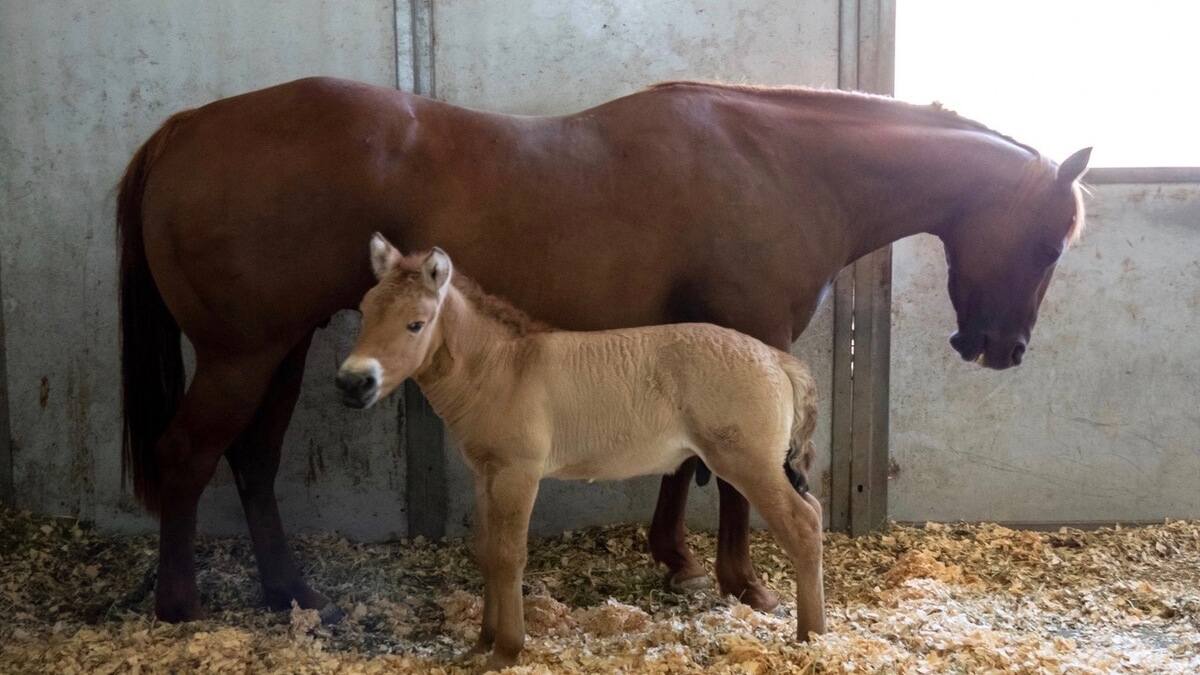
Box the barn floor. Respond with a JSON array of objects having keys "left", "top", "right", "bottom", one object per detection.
[{"left": 2, "top": 508, "right": 1199, "bottom": 673}]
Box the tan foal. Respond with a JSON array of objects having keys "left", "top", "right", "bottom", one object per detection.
[{"left": 338, "top": 235, "right": 825, "bottom": 670}]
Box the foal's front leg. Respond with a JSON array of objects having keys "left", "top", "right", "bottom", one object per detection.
[
  {"left": 463, "top": 475, "right": 497, "bottom": 658},
  {"left": 480, "top": 462, "right": 541, "bottom": 672}
]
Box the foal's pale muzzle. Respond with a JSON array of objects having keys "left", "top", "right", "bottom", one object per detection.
[{"left": 336, "top": 357, "right": 382, "bottom": 409}]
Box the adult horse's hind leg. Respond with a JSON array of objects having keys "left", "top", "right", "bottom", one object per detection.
[
  {"left": 648, "top": 458, "right": 710, "bottom": 590},
  {"left": 155, "top": 350, "right": 280, "bottom": 622},
  {"left": 224, "top": 331, "right": 339, "bottom": 620}
]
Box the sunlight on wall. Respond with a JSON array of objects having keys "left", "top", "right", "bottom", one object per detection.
[{"left": 896, "top": 0, "right": 1199, "bottom": 167}]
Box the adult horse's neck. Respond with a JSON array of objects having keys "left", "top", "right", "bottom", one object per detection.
[
  {"left": 832, "top": 131, "right": 1037, "bottom": 269},
  {"left": 735, "top": 85, "right": 1041, "bottom": 269}
]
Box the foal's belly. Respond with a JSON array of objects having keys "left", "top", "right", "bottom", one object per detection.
[{"left": 545, "top": 435, "right": 696, "bottom": 482}]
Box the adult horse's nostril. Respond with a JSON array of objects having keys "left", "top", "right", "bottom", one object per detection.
[{"left": 1010, "top": 342, "right": 1026, "bottom": 366}]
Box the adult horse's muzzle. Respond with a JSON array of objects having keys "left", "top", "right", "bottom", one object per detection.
[
  {"left": 950, "top": 330, "right": 1028, "bottom": 370},
  {"left": 336, "top": 359, "right": 382, "bottom": 409}
]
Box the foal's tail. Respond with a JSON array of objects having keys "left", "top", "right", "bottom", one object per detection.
[
  {"left": 779, "top": 353, "right": 818, "bottom": 494},
  {"left": 116, "top": 111, "right": 192, "bottom": 514}
]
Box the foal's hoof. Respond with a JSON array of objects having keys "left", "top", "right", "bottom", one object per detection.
[
  {"left": 483, "top": 653, "right": 518, "bottom": 673},
  {"left": 666, "top": 570, "right": 713, "bottom": 593}
]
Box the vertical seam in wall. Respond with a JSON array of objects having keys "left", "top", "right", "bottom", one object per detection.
[
  {"left": 407, "top": 0, "right": 434, "bottom": 97},
  {"left": 427, "top": 0, "right": 436, "bottom": 98},
  {"left": 400, "top": 1, "right": 443, "bottom": 539},
  {"left": 830, "top": 0, "right": 861, "bottom": 534},
  {"left": 392, "top": 0, "right": 401, "bottom": 90},
  {"left": 0, "top": 254, "right": 12, "bottom": 505},
  {"left": 409, "top": 0, "right": 421, "bottom": 92}
]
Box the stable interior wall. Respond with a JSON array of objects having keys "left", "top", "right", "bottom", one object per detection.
[
  {"left": 1, "top": 0, "right": 842, "bottom": 539},
  {"left": 889, "top": 183, "right": 1200, "bottom": 524}
]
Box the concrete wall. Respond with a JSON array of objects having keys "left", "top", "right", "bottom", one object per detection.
[
  {"left": 890, "top": 183, "right": 1200, "bottom": 524},
  {"left": 1, "top": 0, "right": 841, "bottom": 539}
]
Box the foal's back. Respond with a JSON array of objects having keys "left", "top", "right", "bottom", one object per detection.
[{"left": 515, "top": 323, "right": 796, "bottom": 482}]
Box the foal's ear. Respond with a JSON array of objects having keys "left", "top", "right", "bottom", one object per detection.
[
  {"left": 1057, "top": 147, "right": 1092, "bottom": 185},
  {"left": 369, "top": 232, "right": 401, "bottom": 280},
  {"left": 422, "top": 247, "right": 453, "bottom": 297}
]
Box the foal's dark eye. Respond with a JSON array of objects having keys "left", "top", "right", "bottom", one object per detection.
[{"left": 407, "top": 321, "right": 425, "bottom": 334}]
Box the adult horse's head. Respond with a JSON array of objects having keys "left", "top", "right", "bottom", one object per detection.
[
  {"left": 941, "top": 146, "right": 1091, "bottom": 369},
  {"left": 336, "top": 234, "right": 452, "bottom": 408}
]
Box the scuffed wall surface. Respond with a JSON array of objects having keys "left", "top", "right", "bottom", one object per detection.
[
  {"left": 0, "top": 1, "right": 406, "bottom": 538},
  {"left": 890, "top": 184, "right": 1200, "bottom": 523},
  {"left": 429, "top": 0, "right": 841, "bottom": 535}
]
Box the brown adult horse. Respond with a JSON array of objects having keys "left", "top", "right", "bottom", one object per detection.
[{"left": 117, "top": 77, "right": 1089, "bottom": 622}]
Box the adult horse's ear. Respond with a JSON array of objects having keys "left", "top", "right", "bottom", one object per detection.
[
  {"left": 1057, "top": 147, "right": 1092, "bottom": 185},
  {"left": 370, "top": 232, "right": 401, "bottom": 280},
  {"left": 423, "top": 247, "right": 453, "bottom": 296}
]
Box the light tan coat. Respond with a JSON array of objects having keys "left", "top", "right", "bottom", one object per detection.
[{"left": 338, "top": 236, "right": 824, "bottom": 670}]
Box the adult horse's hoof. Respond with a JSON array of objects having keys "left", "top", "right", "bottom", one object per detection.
[
  {"left": 666, "top": 569, "right": 713, "bottom": 593},
  {"left": 318, "top": 602, "right": 346, "bottom": 625},
  {"left": 723, "top": 581, "right": 780, "bottom": 613},
  {"left": 155, "top": 599, "right": 207, "bottom": 623},
  {"left": 265, "top": 585, "right": 343, "bottom": 624}
]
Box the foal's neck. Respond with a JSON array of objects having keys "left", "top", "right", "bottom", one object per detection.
[{"left": 413, "top": 287, "right": 518, "bottom": 427}]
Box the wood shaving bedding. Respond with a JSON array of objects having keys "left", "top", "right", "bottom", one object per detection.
[{"left": 2, "top": 509, "right": 1198, "bottom": 673}]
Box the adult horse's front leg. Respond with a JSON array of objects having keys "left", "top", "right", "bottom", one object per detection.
[
  {"left": 155, "top": 352, "right": 277, "bottom": 621},
  {"left": 648, "top": 458, "right": 711, "bottom": 590},
  {"left": 225, "top": 332, "right": 340, "bottom": 621}
]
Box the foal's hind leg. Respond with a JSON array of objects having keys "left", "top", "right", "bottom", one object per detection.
[
  {"left": 155, "top": 350, "right": 280, "bottom": 622},
  {"left": 717, "top": 467, "right": 825, "bottom": 639},
  {"left": 224, "top": 331, "right": 339, "bottom": 620}
]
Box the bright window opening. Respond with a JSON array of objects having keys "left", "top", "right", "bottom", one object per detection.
[{"left": 896, "top": 1, "right": 1200, "bottom": 168}]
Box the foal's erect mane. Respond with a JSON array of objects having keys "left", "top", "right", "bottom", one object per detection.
[
  {"left": 647, "top": 80, "right": 1040, "bottom": 157},
  {"left": 451, "top": 274, "right": 553, "bottom": 338}
]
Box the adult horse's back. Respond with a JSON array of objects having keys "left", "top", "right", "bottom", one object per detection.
[{"left": 118, "top": 77, "right": 1089, "bottom": 621}]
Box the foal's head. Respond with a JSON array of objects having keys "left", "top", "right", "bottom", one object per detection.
[
  {"left": 942, "top": 147, "right": 1091, "bottom": 369},
  {"left": 336, "top": 234, "right": 452, "bottom": 409}
]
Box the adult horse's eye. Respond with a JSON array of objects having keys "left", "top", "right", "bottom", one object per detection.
[{"left": 407, "top": 321, "right": 425, "bottom": 334}]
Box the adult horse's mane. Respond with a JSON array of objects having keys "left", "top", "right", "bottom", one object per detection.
[
  {"left": 647, "top": 80, "right": 1040, "bottom": 155},
  {"left": 647, "top": 80, "right": 1087, "bottom": 243}
]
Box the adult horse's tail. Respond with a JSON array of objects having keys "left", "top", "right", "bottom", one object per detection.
[
  {"left": 116, "top": 111, "right": 192, "bottom": 514},
  {"left": 779, "top": 354, "right": 818, "bottom": 494}
]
